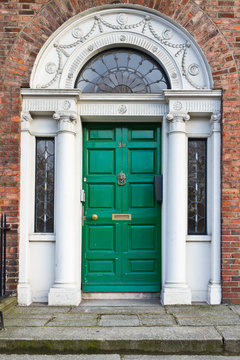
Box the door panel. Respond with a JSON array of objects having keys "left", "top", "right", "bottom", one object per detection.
[
  {"left": 82, "top": 124, "right": 161, "bottom": 292},
  {"left": 130, "top": 150, "right": 155, "bottom": 173},
  {"left": 130, "top": 184, "right": 155, "bottom": 208},
  {"left": 88, "top": 184, "right": 115, "bottom": 208},
  {"left": 129, "top": 225, "right": 156, "bottom": 250},
  {"left": 88, "top": 226, "right": 115, "bottom": 250},
  {"left": 88, "top": 150, "right": 115, "bottom": 174}
]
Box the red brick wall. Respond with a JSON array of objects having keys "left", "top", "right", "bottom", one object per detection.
[{"left": 0, "top": 0, "right": 239, "bottom": 302}]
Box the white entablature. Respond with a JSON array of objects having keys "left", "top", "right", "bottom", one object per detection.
[{"left": 31, "top": 6, "right": 213, "bottom": 91}]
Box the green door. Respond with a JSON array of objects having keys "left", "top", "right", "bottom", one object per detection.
[{"left": 82, "top": 123, "right": 161, "bottom": 292}]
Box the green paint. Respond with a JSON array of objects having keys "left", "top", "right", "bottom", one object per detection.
[{"left": 82, "top": 124, "right": 161, "bottom": 292}]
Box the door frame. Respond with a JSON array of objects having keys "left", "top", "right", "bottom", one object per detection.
[
  {"left": 81, "top": 122, "right": 162, "bottom": 294},
  {"left": 79, "top": 94, "right": 166, "bottom": 299}
]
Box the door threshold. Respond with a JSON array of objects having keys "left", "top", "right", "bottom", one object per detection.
[{"left": 82, "top": 292, "right": 160, "bottom": 300}]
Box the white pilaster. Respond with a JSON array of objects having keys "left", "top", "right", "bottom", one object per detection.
[
  {"left": 18, "top": 111, "right": 33, "bottom": 306},
  {"left": 48, "top": 111, "right": 81, "bottom": 306},
  {"left": 208, "top": 112, "right": 222, "bottom": 304},
  {"left": 161, "top": 112, "right": 191, "bottom": 305}
]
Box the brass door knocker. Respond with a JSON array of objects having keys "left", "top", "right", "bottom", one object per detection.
[{"left": 118, "top": 171, "right": 126, "bottom": 186}]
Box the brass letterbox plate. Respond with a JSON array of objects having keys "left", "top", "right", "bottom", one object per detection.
[{"left": 112, "top": 214, "right": 132, "bottom": 221}]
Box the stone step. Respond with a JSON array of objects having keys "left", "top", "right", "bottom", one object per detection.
[
  {"left": 0, "top": 325, "right": 236, "bottom": 355},
  {"left": 0, "top": 302, "right": 239, "bottom": 356}
]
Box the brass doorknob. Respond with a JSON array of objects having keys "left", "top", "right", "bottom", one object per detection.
[{"left": 92, "top": 214, "right": 98, "bottom": 220}]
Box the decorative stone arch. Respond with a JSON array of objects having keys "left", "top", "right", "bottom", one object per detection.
[
  {"left": 19, "top": 4, "right": 222, "bottom": 306},
  {"left": 30, "top": 6, "right": 212, "bottom": 91}
]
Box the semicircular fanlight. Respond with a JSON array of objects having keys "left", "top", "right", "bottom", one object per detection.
[{"left": 75, "top": 49, "right": 170, "bottom": 93}]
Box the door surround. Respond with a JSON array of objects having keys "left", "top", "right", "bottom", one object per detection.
[{"left": 19, "top": 5, "right": 222, "bottom": 306}]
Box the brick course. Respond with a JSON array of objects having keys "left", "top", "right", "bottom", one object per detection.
[{"left": 0, "top": 0, "right": 239, "bottom": 302}]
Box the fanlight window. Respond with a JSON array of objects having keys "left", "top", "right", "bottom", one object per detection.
[{"left": 75, "top": 49, "right": 170, "bottom": 93}]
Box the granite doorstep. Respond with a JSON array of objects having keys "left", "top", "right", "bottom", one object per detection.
[
  {"left": 80, "top": 299, "right": 160, "bottom": 307},
  {"left": 0, "top": 325, "right": 222, "bottom": 340}
]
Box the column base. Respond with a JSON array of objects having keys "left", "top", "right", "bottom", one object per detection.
[
  {"left": 17, "top": 283, "right": 32, "bottom": 306},
  {"left": 161, "top": 284, "right": 192, "bottom": 305},
  {"left": 48, "top": 285, "right": 81, "bottom": 306},
  {"left": 207, "top": 282, "right": 221, "bottom": 304}
]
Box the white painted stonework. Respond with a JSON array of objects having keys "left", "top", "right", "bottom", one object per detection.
[
  {"left": 31, "top": 6, "right": 212, "bottom": 91},
  {"left": 19, "top": 5, "right": 222, "bottom": 306}
]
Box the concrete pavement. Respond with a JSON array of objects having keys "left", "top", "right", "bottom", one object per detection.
[{"left": 0, "top": 299, "right": 239, "bottom": 356}]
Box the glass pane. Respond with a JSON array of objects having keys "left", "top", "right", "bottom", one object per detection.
[
  {"left": 35, "top": 138, "right": 55, "bottom": 233},
  {"left": 75, "top": 49, "right": 170, "bottom": 93},
  {"left": 188, "top": 139, "right": 207, "bottom": 235}
]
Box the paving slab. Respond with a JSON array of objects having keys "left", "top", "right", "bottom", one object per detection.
[
  {"left": 5, "top": 313, "right": 52, "bottom": 319},
  {"left": 99, "top": 314, "right": 140, "bottom": 326},
  {"left": 174, "top": 314, "right": 240, "bottom": 326},
  {"left": 4, "top": 317, "right": 51, "bottom": 327},
  {"left": 0, "top": 326, "right": 223, "bottom": 354},
  {"left": 165, "top": 304, "right": 235, "bottom": 317},
  {"left": 9, "top": 306, "right": 71, "bottom": 316},
  {"left": 229, "top": 305, "right": 240, "bottom": 316},
  {"left": 166, "top": 304, "right": 240, "bottom": 326},
  {"left": 46, "top": 314, "right": 98, "bottom": 327},
  {"left": 139, "top": 314, "right": 176, "bottom": 326},
  {"left": 216, "top": 325, "right": 240, "bottom": 354},
  {"left": 72, "top": 306, "right": 166, "bottom": 315}
]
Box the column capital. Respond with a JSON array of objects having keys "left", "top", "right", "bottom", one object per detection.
[
  {"left": 53, "top": 111, "right": 78, "bottom": 134},
  {"left": 21, "top": 111, "right": 33, "bottom": 132},
  {"left": 210, "top": 112, "right": 221, "bottom": 122},
  {"left": 166, "top": 113, "right": 190, "bottom": 122},
  {"left": 167, "top": 113, "right": 190, "bottom": 133},
  {"left": 210, "top": 112, "right": 221, "bottom": 133}
]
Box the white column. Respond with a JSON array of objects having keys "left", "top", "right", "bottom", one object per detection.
[
  {"left": 161, "top": 112, "right": 191, "bottom": 305},
  {"left": 18, "top": 111, "right": 33, "bottom": 305},
  {"left": 208, "top": 112, "right": 222, "bottom": 304},
  {"left": 48, "top": 111, "right": 81, "bottom": 306}
]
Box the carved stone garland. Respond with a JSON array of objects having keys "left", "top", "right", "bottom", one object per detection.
[{"left": 39, "top": 13, "right": 203, "bottom": 90}]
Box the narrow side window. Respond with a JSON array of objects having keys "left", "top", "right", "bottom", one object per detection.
[
  {"left": 188, "top": 139, "right": 207, "bottom": 235},
  {"left": 35, "top": 138, "right": 55, "bottom": 233}
]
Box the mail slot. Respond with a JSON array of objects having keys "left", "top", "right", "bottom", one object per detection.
[{"left": 112, "top": 214, "right": 132, "bottom": 221}]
